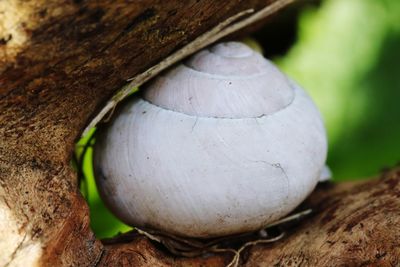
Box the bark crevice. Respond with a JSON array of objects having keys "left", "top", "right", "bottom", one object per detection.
[{"left": 1, "top": 0, "right": 399, "bottom": 266}]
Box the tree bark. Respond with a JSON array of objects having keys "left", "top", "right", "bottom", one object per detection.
[
  {"left": 0, "top": 0, "right": 399, "bottom": 266},
  {"left": 99, "top": 171, "right": 400, "bottom": 266}
]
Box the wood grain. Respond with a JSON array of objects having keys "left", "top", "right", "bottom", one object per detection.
[
  {"left": 98, "top": 170, "right": 400, "bottom": 266},
  {"left": 1, "top": 0, "right": 399, "bottom": 266},
  {"left": 0, "top": 1, "right": 286, "bottom": 266}
]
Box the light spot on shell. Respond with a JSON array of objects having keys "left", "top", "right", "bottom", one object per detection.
[{"left": 210, "top": 42, "right": 253, "bottom": 58}]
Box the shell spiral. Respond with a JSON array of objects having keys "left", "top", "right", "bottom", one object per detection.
[
  {"left": 144, "top": 42, "right": 294, "bottom": 118},
  {"left": 94, "top": 42, "right": 328, "bottom": 238}
]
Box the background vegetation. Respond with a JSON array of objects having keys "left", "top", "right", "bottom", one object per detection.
[
  {"left": 75, "top": 0, "right": 400, "bottom": 238},
  {"left": 278, "top": 0, "right": 400, "bottom": 180}
]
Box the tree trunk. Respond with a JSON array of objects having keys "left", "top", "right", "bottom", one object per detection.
[{"left": 0, "top": 0, "right": 399, "bottom": 266}]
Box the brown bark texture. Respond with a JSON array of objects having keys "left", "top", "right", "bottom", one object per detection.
[
  {"left": 100, "top": 172, "right": 400, "bottom": 267},
  {"left": 0, "top": 0, "right": 399, "bottom": 266}
]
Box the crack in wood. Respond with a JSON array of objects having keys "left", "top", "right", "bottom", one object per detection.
[{"left": 4, "top": 233, "right": 27, "bottom": 267}]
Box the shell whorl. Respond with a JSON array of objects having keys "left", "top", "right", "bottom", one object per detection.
[
  {"left": 94, "top": 41, "right": 328, "bottom": 238},
  {"left": 143, "top": 42, "right": 295, "bottom": 118}
]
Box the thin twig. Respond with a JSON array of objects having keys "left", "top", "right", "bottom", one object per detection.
[
  {"left": 133, "top": 208, "right": 311, "bottom": 266},
  {"left": 83, "top": 0, "right": 296, "bottom": 135}
]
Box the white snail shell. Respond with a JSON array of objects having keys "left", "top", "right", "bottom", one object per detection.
[{"left": 94, "top": 42, "right": 328, "bottom": 238}]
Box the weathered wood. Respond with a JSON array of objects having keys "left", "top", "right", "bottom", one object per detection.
[
  {"left": 99, "top": 170, "right": 400, "bottom": 266},
  {"left": 0, "top": 0, "right": 291, "bottom": 266},
  {"left": 1, "top": 0, "right": 399, "bottom": 266}
]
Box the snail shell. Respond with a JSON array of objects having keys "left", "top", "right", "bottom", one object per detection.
[{"left": 94, "top": 42, "right": 327, "bottom": 238}]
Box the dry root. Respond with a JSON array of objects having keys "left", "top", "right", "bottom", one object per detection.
[{"left": 110, "top": 209, "right": 312, "bottom": 267}]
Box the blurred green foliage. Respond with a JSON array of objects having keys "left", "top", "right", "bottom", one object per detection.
[
  {"left": 278, "top": 0, "right": 400, "bottom": 180},
  {"left": 76, "top": 0, "right": 400, "bottom": 238},
  {"left": 75, "top": 128, "right": 132, "bottom": 239}
]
